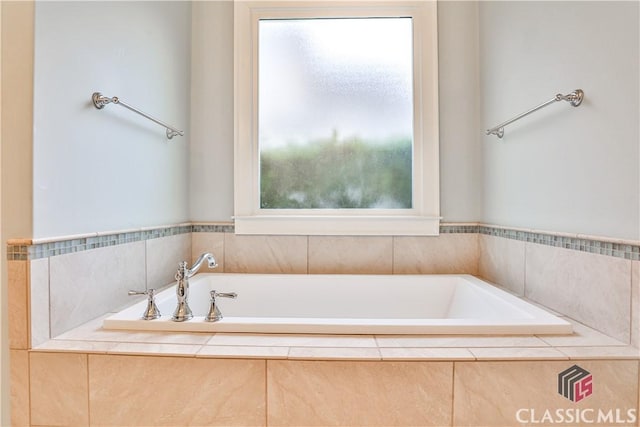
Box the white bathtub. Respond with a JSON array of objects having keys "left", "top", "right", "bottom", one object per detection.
[{"left": 103, "top": 273, "right": 572, "bottom": 335}]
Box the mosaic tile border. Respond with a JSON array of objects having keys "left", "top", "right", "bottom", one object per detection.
[
  {"left": 7, "top": 225, "right": 192, "bottom": 261},
  {"left": 191, "top": 224, "right": 236, "bottom": 233},
  {"left": 7, "top": 223, "right": 640, "bottom": 261},
  {"left": 439, "top": 224, "right": 479, "bottom": 234},
  {"left": 477, "top": 226, "right": 640, "bottom": 261}
]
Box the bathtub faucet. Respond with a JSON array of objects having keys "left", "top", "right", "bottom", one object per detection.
[{"left": 171, "top": 253, "right": 218, "bottom": 322}]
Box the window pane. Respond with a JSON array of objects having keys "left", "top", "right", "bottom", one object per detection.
[{"left": 258, "top": 18, "right": 413, "bottom": 209}]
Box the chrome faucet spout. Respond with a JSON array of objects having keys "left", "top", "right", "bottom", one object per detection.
[
  {"left": 171, "top": 252, "right": 218, "bottom": 322},
  {"left": 183, "top": 252, "right": 217, "bottom": 279}
]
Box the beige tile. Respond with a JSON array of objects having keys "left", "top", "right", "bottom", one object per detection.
[
  {"left": 539, "top": 318, "right": 628, "bottom": 347},
  {"left": 108, "top": 342, "right": 202, "bottom": 356},
  {"left": 478, "top": 234, "right": 525, "bottom": 294},
  {"left": 268, "top": 360, "right": 452, "bottom": 426},
  {"left": 454, "top": 360, "right": 639, "bottom": 427},
  {"left": 225, "top": 233, "right": 307, "bottom": 273},
  {"left": 287, "top": 347, "right": 381, "bottom": 360},
  {"left": 30, "top": 258, "right": 50, "bottom": 347},
  {"left": 556, "top": 346, "right": 640, "bottom": 359},
  {"left": 56, "top": 316, "right": 212, "bottom": 345},
  {"left": 469, "top": 347, "right": 568, "bottom": 360},
  {"left": 632, "top": 260, "right": 639, "bottom": 349},
  {"left": 33, "top": 339, "right": 117, "bottom": 353},
  {"left": 197, "top": 345, "right": 289, "bottom": 359},
  {"left": 30, "top": 352, "right": 89, "bottom": 426},
  {"left": 525, "top": 242, "right": 632, "bottom": 342},
  {"left": 146, "top": 233, "right": 192, "bottom": 290},
  {"left": 308, "top": 236, "right": 392, "bottom": 274},
  {"left": 207, "top": 333, "right": 377, "bottom": 347},
  {"left": 49, "top": 242, "right": 146, "bottom": 337},
  {"left": 10, "top": 350, "right": 29, "bottom": 427},
  {"left": 89, "top": 355, "right": 265, "bottom": 426},
  {"left": 118, "top": 332, "right": 212, "bottom": 345},
  {"left": 375, "top": 334, "right": 549, "bottom": 348},
  {"left": 380, "top": 347, "right": 475, "bottom": 360},
  {"left": 393, "top": 234, "right": 479, "bottom": 274},
  {"left": 8, "top": 261, "right": 29, "bottom": 349},
  {"left": 191, "top": 232, "right": 225, "bottom": 271}
]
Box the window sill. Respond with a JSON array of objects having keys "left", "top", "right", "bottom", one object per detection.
[{"left": 233, "top": 215, "right": 440, "bottom": 236}]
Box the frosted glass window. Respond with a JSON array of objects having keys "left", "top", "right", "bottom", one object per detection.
[{"left": 258, "top": 18, "right": 414, "bottom": 209}]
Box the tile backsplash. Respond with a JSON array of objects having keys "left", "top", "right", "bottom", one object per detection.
[
  {"left": 48, "top": 241, "right": 147, "bottom": 337},
  {"left": 7, "top": 222, "right": 640, "bottom": 347},
  {"left": 525, "top": 242, "right": 631, "bottom": 342}
]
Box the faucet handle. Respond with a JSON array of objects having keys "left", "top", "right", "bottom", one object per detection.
[
  {"left": 213, "top": 291, "right": 237, "bottom": 299},
  {"left": 128, "top": 289, "right": 161, "bottom": 320},
  {"left": 205, "top": 290, "right": 237, "bottom": 322}
]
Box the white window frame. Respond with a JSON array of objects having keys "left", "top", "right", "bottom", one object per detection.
[{"left": 234, "top": 0, "right": 439, "bottom": 235}]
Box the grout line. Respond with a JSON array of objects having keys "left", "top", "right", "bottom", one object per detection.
[
  {"left": 85, "top": 353, "right": 91, "bottom": 426},
  {"left": 47, "top": 258, "right": 52, "bottom": 344},
  {"left": 24, "top": 261, "right": 32, "bottom": 351},
  {"left": 306, "top": 236, "right": 311, "bottom": 274},
  {"left": 144, "top": 239, "right": 148, "bottom": 292},
  {"left": 523, "top": 241, "right": 528, "bottom": 298},
  {"left": 627, "top": 261, "right": 635, "bottom": 345},
  {"left": 637, "top": 360, "right": 640, "bottom": 420},
  {"left": 391, "top": 236, "right": 396, "bottom": 274},
  {"left": 222, "top": 232, "right": 227, "bottom": 273},
  {"left": 450, "top": 361, "right": 456, "bottom": 426},
  {"left": 27, "top": 350, "right": 32, "bottom": 426},
  {"left": 264, "top": 359, "right": 269, "bottom": 426}
]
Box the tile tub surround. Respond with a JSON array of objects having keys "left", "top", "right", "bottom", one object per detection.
[
  {"left": 30, "top": 352, "right": 89, "bottom": 426},
  {"left": 9, "top": 222, "right": 640, "bottom": 262},
  {"left": 12, "top": 314, "right": 640, "bottom": 426},
  {"left": 49, "top": 241, "right": 147, "bottom": 337},
  {"left": 526, "top": 242, "right": 631, "bottom": 343},
  {"left": 6, "top": 222, "right": 640, "bottom": 425},
  {"left": 453, "top": 360, "right": 639, "bottom": 427},
  {"left": 393, "top": 233, "right": 479, "bottom": 275},
  {"left": 32, "top": 313, "right": 640, "bottom": 360},
  {"left": 8, "top": 223, "right": 640, "bottom": 348},
  {"left": 23, "top": 232, "right": 192, "bottom": 347},
  {"left": 477, "top": 232, "right": 637, "bottom": 345},
  {"left": 478, "top": 233, "right": 525, "bottom": 295},
  {"left": 17, "top": 348, "right": 640, "bottom": 427},
  {"left": 267, "top": 360, "right": 453, "bottom": 426}
]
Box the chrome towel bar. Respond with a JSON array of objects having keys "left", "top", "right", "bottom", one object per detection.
[
  {"left": 486, "top": 89, "right": 584, "bottom": 139},
  {"left": 92, "top": 92, "right": 184, "bottom": 139}
]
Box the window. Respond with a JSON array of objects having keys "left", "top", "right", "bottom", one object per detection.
[{"left": 234, "top": 1, "right": 439, "bottom": 235}]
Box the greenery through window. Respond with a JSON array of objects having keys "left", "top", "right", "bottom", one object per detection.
[{"left": 258, "top": 18, "right": 414, "bottom": 209}]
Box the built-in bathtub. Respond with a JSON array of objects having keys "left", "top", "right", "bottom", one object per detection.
[{"left": 103, "top": 273, "right": 572, "bottom": 335}]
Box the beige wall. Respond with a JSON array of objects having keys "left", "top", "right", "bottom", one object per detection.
[{"left": 1, "top": 2, "right": 34, "bottom": 424}]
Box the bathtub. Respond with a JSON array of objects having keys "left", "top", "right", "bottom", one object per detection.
[{"left": 103, "top": 273, "right": 572, "bottom": 335}]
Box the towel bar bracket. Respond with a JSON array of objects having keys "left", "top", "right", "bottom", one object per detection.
[
  {"left": 556, "top": 89, "right": 584, "bottom": 107},
  {"left": 92, "top": 92, "right": 111, "bottom": 109},
  {"left": 486, "top": 89, "right": 584, "bottom": 139},
  {"left": 91, "top": 92, "right": 184, "bottom": 140}
]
